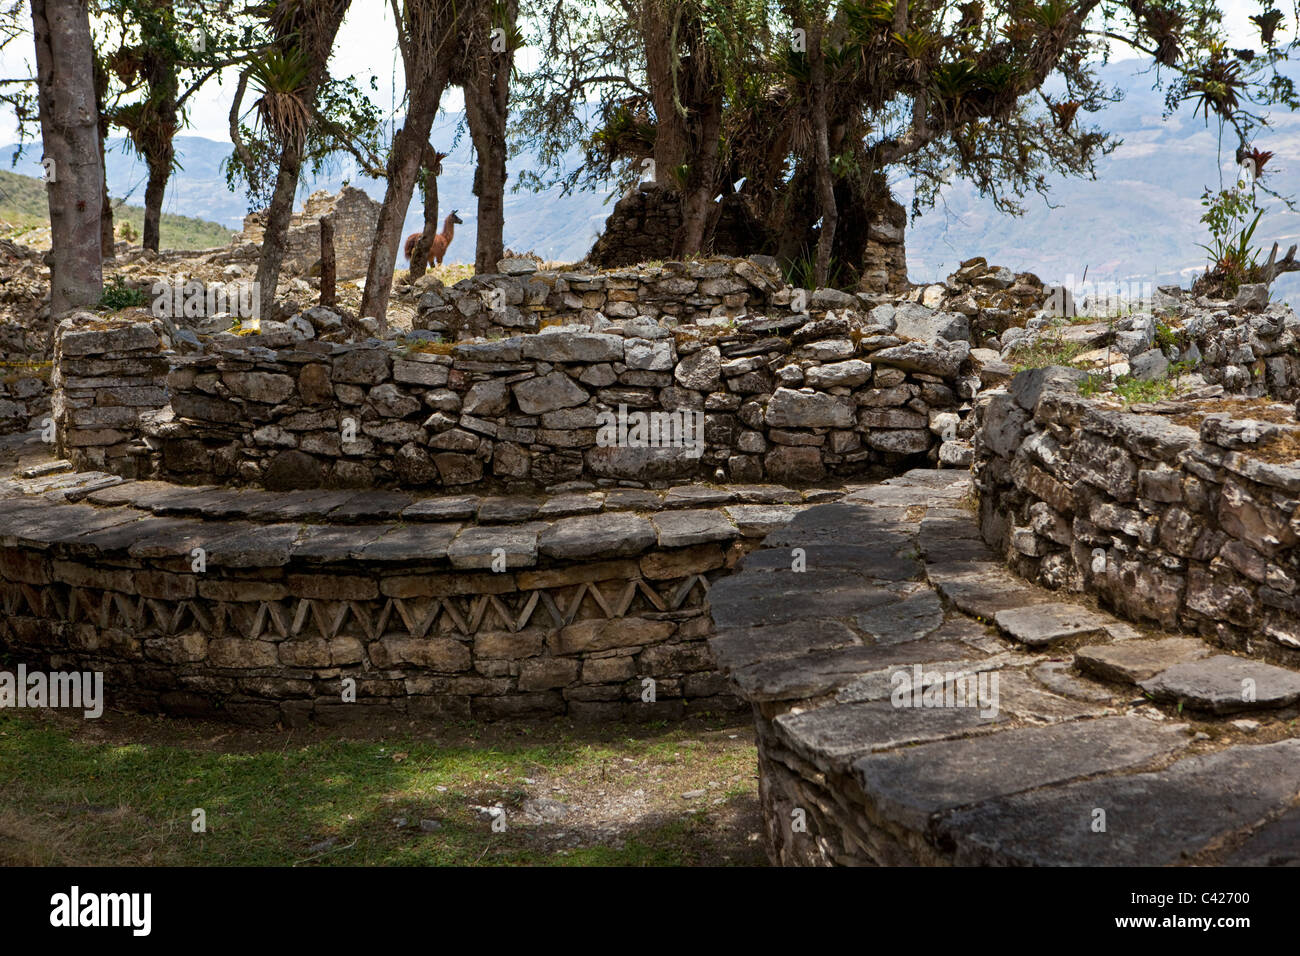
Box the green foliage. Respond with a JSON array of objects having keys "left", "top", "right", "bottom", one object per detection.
[
  {"left": 1077, "top": 372, "right": 1109, "bottom": 398},
  {"left": 1006, "top": 334, "right": 1090, "bottom": 372},
  {"left": 784, "top": 244, "right": 845, "bottom": 291},
  {"left": 97, "top": 277, "right": 148, "bottom": 311},
  {"left": 1112, "top": 374, "right": 1177, "bottom": 404},
  {"left": 1198, "top": 182, "right": 1264, "bottom": 295}
]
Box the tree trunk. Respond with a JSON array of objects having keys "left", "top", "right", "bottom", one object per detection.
[
  {"left": 254, "top": 135, "right": 308, "bottom": 320},
  {"left": 142, "top": 155, "right": 170, "bottom": 253},
  {"left": 360, "top": 63, "right": 451, "bottom": 324},
  {"left": 407, "top": 147, "right": 442, "bottom": 281},
  {"left": 31, "top": 0, "right": 103, "bottom": 315},
  {"left": 640, "top": 4, "right": 722, "bottom": 257},
  {"left": 463, "top": 0, "right": 515, "bottom": 273},
  {"left": 676, "top": 90, "right": 722, "bottom": 257},
  {"left": 254, "top": 0, "right": 351, "bottom": 320},
  {"left": 642, "top": 7, "right": 688, "bottom": 186},
  {"left": 809, "top": 21, "right": 837, "bottom": 288},
  {"left": 93, "top": 59, "right": 113, "bottom": 258},
  {"left": 319, "top": 215, "right": 336, "bottom": 307}
]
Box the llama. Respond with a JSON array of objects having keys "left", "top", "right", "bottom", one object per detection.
[{"left": 404, "top": 210, "right": 463, "bottom": 267}]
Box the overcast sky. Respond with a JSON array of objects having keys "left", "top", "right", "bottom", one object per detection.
[{"left": 0, "top": 0, "right": 1285, "bottom": 147}]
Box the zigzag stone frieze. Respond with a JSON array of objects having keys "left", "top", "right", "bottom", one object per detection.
[{"left": 0, "top": 469, "right": 827, "bottom": 726}]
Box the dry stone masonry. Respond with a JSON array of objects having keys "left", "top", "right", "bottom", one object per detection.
[
  {"left": 975, "top": 366, "right": 1300, "bottom": 668},
  {"left": 236, "top": 186, "right": 382, "bottom": 280},
  {"left": 16, "top": 236, "right": 1300, "bottom": 866},
  {"left": 0, "top": 465, "right": 834, "bottom": 725},
  {"left": 52, "top": 259, "right": 982, "bottom": 491}
]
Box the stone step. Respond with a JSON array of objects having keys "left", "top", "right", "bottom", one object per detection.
[
  {"left": 1138, "top": 655, "right": 1300, "bottom": 713},
  {"left": 993, "top": 602, "right": 1112, "bottom": 647},
  {"left": 1075, "top": 637, "right": 1212, "bottom": 685}
]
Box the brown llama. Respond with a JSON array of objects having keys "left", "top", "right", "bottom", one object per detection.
[{"left": 403, "top": 210, "right": 463, "bottom": 266}]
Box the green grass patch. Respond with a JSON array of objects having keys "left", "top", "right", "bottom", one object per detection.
[
  {"left": 97, "top": 276, "right": 148, "bottom": 311},
  {"left": 0, "top": 168, "right": 233, "bottom": 251},
  {"left": 1112, "top": 374, "right": 1177, "bottom": 404},
  {"left": 0, "top": 711, "right": 762, "bottom": 867},
  {"left": 1006, "top": 335, "right": 1091, "bottom": 372}
]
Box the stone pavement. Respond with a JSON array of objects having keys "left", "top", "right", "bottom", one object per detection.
[{"left": 709, "top": 468, "right": 1300, "bottom": 866}]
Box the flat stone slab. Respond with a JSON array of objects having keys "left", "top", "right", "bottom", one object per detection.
[
  {"left": 124, "top": 519, "right": 218, "bottom": 559},
  {"left": 775, "top": 698, "right": 1006, "bottom": 770},
  {"left": 1075, "top": 638, "right": 1212, "bottom": 685},
  {"left": 854, "top": 716, "right": 1189, "bottom": 831},
  {"left": 354, "top": 523, "right": 461, "bottom": 562},
  {"left": 290, "top": 524, "right": 390, "bottom": 562},
  {"left": 855, "top": 589, "right": 945, "bottom": 644},
  {"left": 447, "top": 524, "right": 544, "bottom": 570},
  {"left": 994, "top": 602, "right": 1110, "bottom": 647},
  {"left": 1224, "top": 806, "right": 1300, "bottom": 865},
  {"left": 762, "top": 502, "right": 900, "bottom": 549},
  {"left": 242, "top": 489, "right": 358, "bottom": 521},
  {"left": 708, "top": 568, "right": 895, "bottom": 629},
  {"left": 991, "top": 670, "right": 1114, "bottom": 723},
  {"left": 664, "top": 485, "right": 735, "bottom": 507},
  {"left": 602, "top": 489, "right": 663, "bottom": 512},
  {"left": 538, "top": 513, "right": 656, "bottom": 560},
  {"left": 1032, "top": 661, "right": 1120, "bottom": 703},
  {"left": 928, "top": 565, "right": 1053, "bottom": 619},
  {"left": 327, "top": 492, "right": 415, "bottom": 522},
  {"left": 401, "top": 495, "right": 480, "bottom": 521},
  {"left": 833, "top": 655, "right": 1005, "bottom": 706},
  {"left": 729, "top": 641, "right": 976, "bottom": 703},
  {"left": 202, "top": 523, "right": 301, "bottom": 568},
  {"left": 5, "top": 502, "right": 139, "bottom": 550},
  {"left": 535, "top": 493, "right": 605, "bottom": 518},
  {"left": 730, "top": 484, "right": 800, "bottom": 504},
  {"left": 724, "top": 504, "right": 799, "bottom": 537},
  {"left": 1139, "top": 655, "right": 1300, "bottom": 713},
  {"left": 650, "top": 508, "right": 738, "bottom": 548},
  {"left": 476, "top": 496, "right": 540, "bottom": 523},
  {"left": 741, "top": 539, "right": 920, "bottom": 579},
  {"left": 710, "top": 619, "right": 862, "bottom": 673},
  {"left": 938, "top": 740, "right": 1300, "bottom": 865},
  {"left": 83, "top": 480, "right": 179, "bottom": 508}
]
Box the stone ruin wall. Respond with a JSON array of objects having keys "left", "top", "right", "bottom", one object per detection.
[
  {"left": 0, "top": 488, "right": 759, "bottom": 725},
  {"left": 236, "top": 186, "right": 381, "bottom": 280},
  {"left": 53, "top": 261, "right": 978, "bottom": 492},
  {"left": 414, "top": 255, "right": 829, "bottom": 337},
  {"left": 0, "top": 242, "right": 55, "bottom": 434},
  {"left": 975, "top": 366, "right": 1300, "bottom": 669}
]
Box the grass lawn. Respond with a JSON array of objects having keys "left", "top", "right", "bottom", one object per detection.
[{"left": 0, "top": 709, "right": 765, "bottom": 867}]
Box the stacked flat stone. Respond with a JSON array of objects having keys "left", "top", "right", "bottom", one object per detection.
[
  {"left": 709, "top": 469, "right": 1300, "bottom": 866},
  {"left": 52, "top": 315, "right": 170, "bottom": 477},
  {"left": 975, "top": 365, "right": 1300, "bottom": 668},
  {"left": 0, "top": 473, "right": 829, "bottom": 725},
  {"left": 54, "top": 300, "right": 977, "bottom": 490}
]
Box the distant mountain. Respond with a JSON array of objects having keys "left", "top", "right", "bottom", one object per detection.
[
  {"left": 0, "top": 166, "right": 232, "bottom": 251},
  {"left": 898, "top": 59, "right": 1300, "bottom": 303},
  {"left": 4, "top": 60, "right": 1299, "bottom": 296},
  {"left": 2, "top": 124, "right": 612, "bottom": 265}
]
